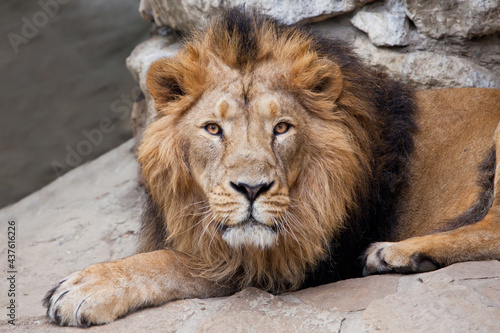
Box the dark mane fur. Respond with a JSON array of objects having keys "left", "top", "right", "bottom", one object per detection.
[{"left": 301, "top": 57, "right": 417, "bottom": 286}]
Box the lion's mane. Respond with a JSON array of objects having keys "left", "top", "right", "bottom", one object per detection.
[{"left": 137, "top": 9, "right": 416, "bottom": 292}]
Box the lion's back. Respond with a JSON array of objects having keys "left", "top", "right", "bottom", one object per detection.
[{"left": 395, "top": 88, "right": 500, "bottom": 240}]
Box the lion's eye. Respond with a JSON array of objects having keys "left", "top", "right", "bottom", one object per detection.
[
  {"left": 205, "top": 123, "right": 222, "bottom": 135},
  {"left": 274, "top": 122, "right": 290, "bottom": 135}
]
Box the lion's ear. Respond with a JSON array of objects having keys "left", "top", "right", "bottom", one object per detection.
[
  {"left": 310, "top": 59, "right": 343, "bottom": 101},
  {"left": 292, "top": 58, "right": 343, "bottom": 104},
  {"left": 146, "top": 58, "right": 186, "bottom": 107}
]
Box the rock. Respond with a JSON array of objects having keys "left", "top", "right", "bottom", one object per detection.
[
  {"left": 2, "top": 140, "right": 500, "bottom": 332},
  {"left": 126, "top": 35, "right": 182, "bottom": 126},
  {"left": 293, "top": 274, "right": 400, "bottom": 312},
  {"left": 141, "top": 0, "right": 375, "bottom": 33},
  {"left": 404, "top": 0, "right": 500, "bottom": 39},
  {"left": 409, "top": 32, "right": 500, "bottom": 80},
  {"left": 0, "top": 139, "right": 143, "bottom": 318},
  {"left": 351, "top": 0, "right": 410, "bottom": 46},
  {"left": 352, "top": 32, "right": 500, "bottom": 89},
  {"left": 362, "top": 272, "right": 500, "bottom": 332},
  {"left": 197, "top": 288, "right": 344, "bottom": 332}
]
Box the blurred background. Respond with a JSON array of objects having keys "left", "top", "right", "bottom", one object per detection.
[{"left": 0, "top": 0, "right": 149, "bottom": 208}]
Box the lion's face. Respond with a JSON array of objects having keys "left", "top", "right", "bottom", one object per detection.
[
  {"left": 140, "top": 13, "right": 376, "bottom": 290},
  {"left": 179, "top": 63, "right": 307, "bottom": 249}
]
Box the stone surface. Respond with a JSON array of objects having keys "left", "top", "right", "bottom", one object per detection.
[
  {"left": 142, "top": 0, "right": 375, "bottom": 33},
  {"left": 293, "top": 274, "right": 400, "bottom": 312},
  {"left": 1, "top": 141, "right": 500, "bottom": 332},
  {"left": 126, "top": 35, "right": 181, "bottom": 128},
  {"left": 0, "top": 139, "right": 143, "bottom": 319},
  {"left": 351, "top": 0, "right": 409, "bottom": 46},
  {"left": 353, "top": 33, "right": 500, "bottom": 89},
  {"left": 404, "top": 0, "right": 500, "bottom": 39},
  {"left": 197, "top": 288, "right": 344, "bottom": 332},
  {"left": 362, "top": 273, "right": 500, "bottom": 332}
]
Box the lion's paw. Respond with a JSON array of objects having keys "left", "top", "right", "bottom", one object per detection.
[
  {"left": 43, "top": 264, "right": 131, "bottom": 327},
  {"left": 363, "top": 242, "right": 439, "bottom": 276}
]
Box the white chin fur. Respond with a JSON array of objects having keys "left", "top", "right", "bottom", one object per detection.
[{"left": 222, "top": 224, "right": 277, "bottom": 249}]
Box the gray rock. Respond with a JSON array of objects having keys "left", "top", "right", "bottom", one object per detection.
[
  {"left": 409, "top": 32, "right": 500, "bottom": 80},
  {"left": 404, "top": 0, "right": 500, "bottom": 39},
  {"left": 2, "top": 140, "right": 500, "bottom": 332},
  {"left": 141, "top": 0, "right": 375, "bottom": 33},
  {"left": 126, "top": 35, "right": 181, "bottom": 128},
  {"left": 352, "top": 32, "right": 500, "bottom": 89},
  {"left": 196, "top": 288, "right": 344, "bottom": 333},
  {"left": 0, "top": 140, "right": 143, "bottom": 318},
  {"left": 293, "top": 274, "right": 400, "bottom": 312},
  {"left": 351, "top": 0, "right": 410, "bottom": 46},
  {"left": 362, "top": 273, "right": 500, "bottom": 332}
]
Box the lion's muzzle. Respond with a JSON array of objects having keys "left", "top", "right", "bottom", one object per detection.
[
  {"left": 230, "top": 181, "right": 274, "bottom": 204},
  {"left": 212, "top": 180, "right": 284, "bottom": 249}
]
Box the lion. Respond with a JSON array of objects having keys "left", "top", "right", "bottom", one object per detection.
[{"left": 44, "top": 8, "right": 500, "bottom": 326}]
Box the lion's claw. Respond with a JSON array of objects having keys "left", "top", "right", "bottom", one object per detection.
[{"left": 43, "top": 266, "right": 129, "bottom": 327}]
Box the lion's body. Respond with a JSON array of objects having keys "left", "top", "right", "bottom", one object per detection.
[
  {"left": 396, "top": 88, "right": 499, "bottom": 240},
  {"left": 45, "top": 9, "right": 500, "bottom": 327}
]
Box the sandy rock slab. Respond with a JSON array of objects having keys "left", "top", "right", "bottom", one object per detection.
[
  {"left": 0, "top": 140, "right": 144, "bottom": 320},
  {"left": 1, "top": 141, "right": 500, "bottom": 332}
]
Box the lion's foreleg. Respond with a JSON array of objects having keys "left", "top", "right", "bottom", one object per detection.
[{"left": 44, "top": 249, "right": 231, "bottom": 327}]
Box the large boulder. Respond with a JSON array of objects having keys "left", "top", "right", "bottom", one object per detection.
[
  {"left": 351, "top": 0, "right": 410, "bottom": 47},
  {"left": 352, "top": 32, "right": 500, "bottom": 89},
  {"left": 404, "top": 0, "right": 500, "bottom": 39},
  {"left": 140, "top": 0, "right": 375, "bottom": 33}
]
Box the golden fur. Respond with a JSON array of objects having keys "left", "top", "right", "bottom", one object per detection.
[
  {"left": 43, "top": 9, "right": 500, "bottom": 327},
  {"left": 139, "top": 11, "right": 381, "bottom": 292}
]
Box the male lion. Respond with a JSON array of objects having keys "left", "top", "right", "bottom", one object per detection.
[{"left": 44, "top": 9, "right": 500, "bottom": 326}]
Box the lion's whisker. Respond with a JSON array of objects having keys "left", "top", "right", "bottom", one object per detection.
[
  {"left": 176, "top": 210, "right": 213, "bottom": 238},
  {"left": 279, "top": 212, "right": 305, "bottom": 260}
]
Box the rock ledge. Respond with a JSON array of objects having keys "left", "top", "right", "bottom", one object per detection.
[{"left": 1, "top": 140, "right": 499, "bottom": 332}]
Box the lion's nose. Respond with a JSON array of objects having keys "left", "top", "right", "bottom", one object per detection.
[{"left": 230, "top": 181, "right": 274, "bottom": 203}]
